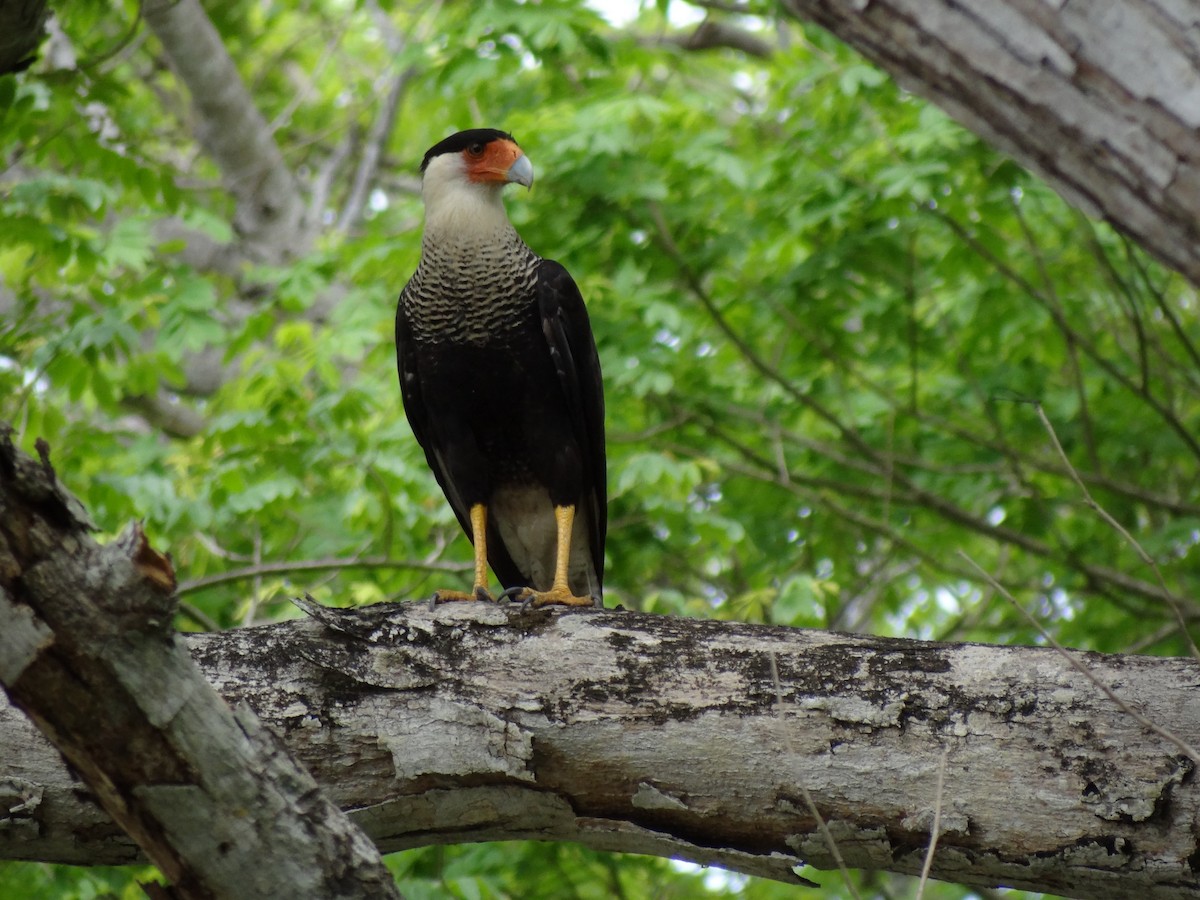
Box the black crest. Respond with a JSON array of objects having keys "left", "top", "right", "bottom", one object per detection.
[{"left": 420, "top": 129, "right": 517, "bottom": 173}]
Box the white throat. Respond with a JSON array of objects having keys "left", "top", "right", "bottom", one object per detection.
[{"left": 421, "top": 153, "right": 515, "bottom": 244}]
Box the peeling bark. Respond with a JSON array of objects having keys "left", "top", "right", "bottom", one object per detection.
[
  {"left": 0, "top": 431, "right": 398, "bottom": 899},
  {"left": 779, "top": 0, "right": 1200, "bottom": 291},
  {"left": 4, "top": 585, "right": 1200, "bottom": 897}
]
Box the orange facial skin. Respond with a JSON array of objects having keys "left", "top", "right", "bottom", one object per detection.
[{"left": 465, "top": 138, "right": 525, "bottom": 184}]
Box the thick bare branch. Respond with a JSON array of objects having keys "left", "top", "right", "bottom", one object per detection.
[
  {"left": 2, "top": 427, "right": 1199, "bottom": 895},
  {"left": 0, "top": 431, "right": 398, "bottom": 899},
  {"left": 3, "top": 596, "right": 1199, "bottom": 898},
  {"left": 779, "top": 0, "right": 1200, "bottom": 291}
]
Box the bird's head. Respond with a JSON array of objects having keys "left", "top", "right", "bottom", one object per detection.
[{"left": 419, "top": 129, "right": 533, "bottom": 232}]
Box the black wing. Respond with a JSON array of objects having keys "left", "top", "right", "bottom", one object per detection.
[
  {"left": 395, "top": 283, "right": 473, "bottom": 540},
  {"left": 536, "top": 259, "right": 607, "bottom": 589}
]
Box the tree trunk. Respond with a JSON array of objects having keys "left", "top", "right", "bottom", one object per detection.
[
  {"left": 4, "top": 589, "right": 1199, "bottom": 897},
  {"left": 0, "top": 431, "right": 399, "bottom": 899},
  {"left": 780, "top": 0, "right": 1200, "bottom": 292}
]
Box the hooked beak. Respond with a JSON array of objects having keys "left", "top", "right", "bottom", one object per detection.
[{"left": 507, "top": 153, "right": 534, "bottom": 189}]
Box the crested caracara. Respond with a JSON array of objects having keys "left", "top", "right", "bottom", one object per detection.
[{"left": 396, "top": 129, "right": 606, "bottom": 608}]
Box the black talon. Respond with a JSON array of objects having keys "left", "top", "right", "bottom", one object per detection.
[{"left": 499, "top": 585, "right": 527, "bottom": 603}]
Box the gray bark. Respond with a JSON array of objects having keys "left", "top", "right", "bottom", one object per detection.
[
  {"left": 4, "top": 583, "right": 1199, "bottom": 896},
  {"left": 779, "top": 0, "right": 1200, "bottom": 291},
  {"left": 143, "top": 0, "right": 308, "bottom": 265},
  {"left": 0, "top": 430, "right": 399, "bottom": 899}
]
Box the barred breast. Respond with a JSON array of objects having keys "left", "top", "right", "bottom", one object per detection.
[{"left": 402, "top": 226, "right": 540, "bottom": 345}]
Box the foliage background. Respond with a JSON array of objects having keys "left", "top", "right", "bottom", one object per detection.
[{"left": 2, "top": 0, "right": 1198, "bottom": 896}]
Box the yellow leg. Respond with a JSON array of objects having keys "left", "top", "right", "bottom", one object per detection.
[
  {"left": 515, "top": 505, "right": 597, "bottom": 608},
  {"left": 550, "top": 504, "right": 574, "bottom": 593},
  {"left": 470, "top": 503, "right": 490, "bottom": 593},
  {"left": 432, "top": 503, "right": 494, "bottom": 604}
]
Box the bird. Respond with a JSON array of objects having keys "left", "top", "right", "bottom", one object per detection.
[{"left": 395, "top": 128, "right": 606, "bottom": 608}]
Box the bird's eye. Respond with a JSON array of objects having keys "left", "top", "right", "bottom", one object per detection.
[{"left": 467, "top": 143, "right": 485, "bottom": 157}]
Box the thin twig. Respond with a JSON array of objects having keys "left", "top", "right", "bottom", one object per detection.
[
  {"left": 1122, "top": 236, "right": 1200, "bottom": 383},
  {"left": 241, "top": 525, "right": 265, "bottom": 628},
  {"left": 1083, "top": 227, "right": 1154, "bottom": 369},
  {"left": 308, "top": 129, "right": 357, "bottom": 229},
  {"left": 366, "top": 464, "right": 397, "bottom": 556},
  {"left": 932, "top": 209, "right": 1200, "bottom": 465},
  {"left": 957, "top": 550, "right": 1200, "bottom": 764},
  {"left": 607, "top": 409, "right": 693, "bottom": 445},
  {"left": 337, "top": 0, "right": 423, "bottom": 231},
  {"left": 1127, "top": 621, "right": 1182, "bottom": 655},
  {"left": 656, "top": 19, "right": 775, "bottom": 59},
  {"left": 645, "top": 200, "right": 880, "bottom": 465},
  {"left": 176, "top": 600, "right": 221, "bottom": 632},
  {"left": 177, "top": 555, "right": 472, "bottom": 596},
  {"left": 194, "top": 531, "right": 254, "bottom": 563},
  {"left": 686, "top": 0, "right": 757, "bottom": 13},
  {"left": 79, "top": 0, "right": 145, "bottom": 70},
  {"left": 915, "top": 746, "right": 950, "bottom": 899},
  {"left": 769, "top": 652, "right": 863, "bottom": 900},
  {"left": 934, "top": 548, "right": 1007, "bottom": 642},
  {"left": 1009, "top": 194, "right": 1100, "bottom": 470},
  {"left": 1034, "top": 403, "right": 1200, "bottom": 662}
]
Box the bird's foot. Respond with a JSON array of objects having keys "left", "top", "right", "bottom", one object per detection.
[
  {"left": 501, "top": 586, "right": 602, "bottom": 610},
  {"left": 429, "top": 586, "right": 496, "bottom": 610}
]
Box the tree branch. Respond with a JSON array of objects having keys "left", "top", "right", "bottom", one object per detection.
[
  {"left": 121, "top": 390, "right": 208, "bottom": 440},
  {"left": 0, "top": 430, "right": 398, "bottom": 898},
  {"left": 176, "top": 554, "right": 472, "bottom": 597},
  {"left": 337, "top": 65, "right": 415, "bottom": 231},
  {"left": 337, "top": 2, "right": 419, "bottom": 232},
  {"left": 3, "top": 594, "right": 1199, "bottom": 898},
  {"left": 779, "top": 0, "right": 1200, "bottom": 291},
  {"left": 664, "top": 19, "right": 775, "bottom": 59},
  {"left": 144, "top": 0, "right": 308, "bottom": 264},
  {"left": 687, "top": 0, "right": 758, "bottom": 14}
]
